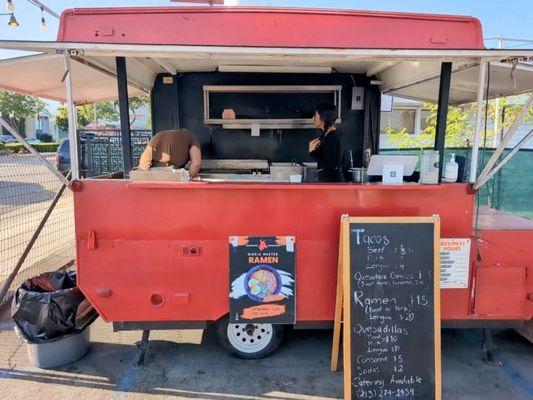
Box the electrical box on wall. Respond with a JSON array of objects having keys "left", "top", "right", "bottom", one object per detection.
[
  {"left": 162, "top": 76, "right": 174, "bottom": 84},
  {"left": 351, "top": 87, "right": 365, "bottom": 110}
]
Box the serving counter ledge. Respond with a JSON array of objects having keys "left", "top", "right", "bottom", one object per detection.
[{"left": 123, "top": 180, "right": 470, "bottom": 191}]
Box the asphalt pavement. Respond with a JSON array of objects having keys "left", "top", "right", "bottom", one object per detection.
[{"left": 0, "top": 318, "right": 531, "bottom": 400}]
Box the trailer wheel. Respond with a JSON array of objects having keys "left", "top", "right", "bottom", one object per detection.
[{"left": 215, "top": 315, "right": 284, "bottom": 359}]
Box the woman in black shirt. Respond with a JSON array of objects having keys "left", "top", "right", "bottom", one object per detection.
[{"left": 308, "top": 103, "right": 344, "bottom": 182}]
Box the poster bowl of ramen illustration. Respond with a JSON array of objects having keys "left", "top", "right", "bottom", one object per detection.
[{"left": 244, "top": 264, "right": 282, "bottom": 302}]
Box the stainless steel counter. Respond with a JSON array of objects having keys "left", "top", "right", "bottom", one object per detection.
[{"left": 200, "top": 173, "right": 273, "bottom": 183}]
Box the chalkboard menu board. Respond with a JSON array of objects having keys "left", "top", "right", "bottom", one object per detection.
[
  {"left": 332, "top": 216, "right": 441, "bottom": 400},
  {"left": 229, "top": 236, "right": 296, "bottom": 324}
]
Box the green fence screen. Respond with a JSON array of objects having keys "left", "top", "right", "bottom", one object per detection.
[{"left": 381, "top": 148, "right": 533, "bottom": 218}]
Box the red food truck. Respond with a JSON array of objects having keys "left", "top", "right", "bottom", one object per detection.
[{"left": 0, "top": 5, "right": 532, "bottom": 360}]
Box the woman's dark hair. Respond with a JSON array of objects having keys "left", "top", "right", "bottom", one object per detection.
[{"left": 316, "top": 103, "right": 337, "bottom": 132}]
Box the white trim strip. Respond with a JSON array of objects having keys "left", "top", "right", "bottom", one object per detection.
[
  {"left": 0, "top": 40, "right": 533, "bottom": 61},
  {"left": 469, "top": 60, "right": 488, "bottom": 183},
  {"left": 64, "top": 53, "right": 80, "bottom": 181}
]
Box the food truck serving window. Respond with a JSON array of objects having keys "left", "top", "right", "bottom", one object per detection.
[
  {"left": 151, "top": 72, "right": 373, "bottom": 166},
  {"left": 203, "top": 85, "right": 342, "bottom": 129}
]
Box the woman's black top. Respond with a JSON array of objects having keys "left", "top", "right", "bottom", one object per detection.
[{"left": 310, "top": 129, "right": 345, "bottom": 182}]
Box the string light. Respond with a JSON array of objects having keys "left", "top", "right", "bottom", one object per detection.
[
  {"left": 4, "top": 1, "right": 56, "bottom": 29},
  {"left": 24, "top": 1, "right": 59, "bottom": 29},
  {"left": 40, "top": 6, "right": 45, "bottom": 29},
  {"left": 7, "top": 12, "right": 18, "bottom": 27}
]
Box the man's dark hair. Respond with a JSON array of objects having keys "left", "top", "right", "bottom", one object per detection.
[{"left": 316, "top": 103, "right": 337, "bottom": 132}]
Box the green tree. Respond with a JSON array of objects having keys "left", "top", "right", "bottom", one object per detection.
[
  {"left": 93, "top": 102, "right": 119, "bottom": 124},
  {"left": 55, "top": 105, "right": 91, "bottom": 132},
  {"left": 385, "top": 97, "right": 533, "bottom": 149},
  {"left": 128, "top": 95, "right": 150, "bottom": 126},
  {"left": 0, "top": 90, "right": 45, "bottom": 136},
  {"left": 54, "top": 106, "right": 68, "bottom": 132},
  {"left": 55, "top": 102, "right": 119, "bottom": 131},
  {"left": 385, "top": 103, "right": 478, "bottom": 149},
  {"left": 55, "top": 96, "right": 149, "bottom": 131}
]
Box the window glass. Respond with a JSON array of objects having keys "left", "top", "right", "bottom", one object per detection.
[
  {"left": 380, "top": 109, "right": 416, "bottom": 135},
  {"left": 420, "top": 109, "right": 432, "bottom": 132}
]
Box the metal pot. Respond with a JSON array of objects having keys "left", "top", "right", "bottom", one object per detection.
[
  {"left": 350, "top": 167, "right": 368, "bottom": 183},
  {"left": 302, "top": 162, "right": 318, "bottom": 182}
]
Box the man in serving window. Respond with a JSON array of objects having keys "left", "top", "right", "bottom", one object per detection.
[{"left": 138, "top": 129, "right": 202, "bottom": 179}]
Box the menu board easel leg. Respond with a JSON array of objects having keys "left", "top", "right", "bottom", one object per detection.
[
  {"left": 341, "top": 216, "right": 352, "bottom": 400},
  {"left": 331, "top": 216, "right": 347, "bottom": 372},
  {"left": 433, "top": 216, "right": 442, "bottom": 400}
]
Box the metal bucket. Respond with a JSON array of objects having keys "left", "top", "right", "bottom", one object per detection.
[
  {"left": 302, "top": 162, "right": 318, "bottom": 182},
  {"left": 350, "top": 168, "right": 368, "bottom": 183}
]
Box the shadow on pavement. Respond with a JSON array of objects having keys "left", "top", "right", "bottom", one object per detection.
[
  {"left": 1, "top": 326, "right": 532, "bottom": 400},
  {"left": 0, "top": 327, "right": 343, "bottom": 400},
  {"left": 0, "top": 181, "right": 55, "bottom": 207}
]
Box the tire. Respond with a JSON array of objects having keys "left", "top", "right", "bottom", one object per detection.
[{"left": 215, "top": 315, "right": 284, "bottom": 359}]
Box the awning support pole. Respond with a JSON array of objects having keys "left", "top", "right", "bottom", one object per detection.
[
  {"left": 475, "top": 93, "right": 533, "bottom": 186},
  {"left": 434, "top": 62, "right": 452, "bottom": 182},
  {"left": 469, "top": 60, "right": 488, "bottom": 183},
  {"left": 474, "top": 128, "right": 533, "bottom": 190},
  {"left": 116, "top": 56, "right": 133, "bottom": 177},
  {"left": 0, "top": 116, "right": 70, "bottom": 186},
  {"left": 64, "top": 52, "right": 80, "bottom": 181}
]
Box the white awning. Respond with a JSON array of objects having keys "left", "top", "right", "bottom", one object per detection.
[
  {"left": 385, "top": 62, "right": 533, "bottom": 104},
  {"left": 0, "top": 52, "right": 147, "bottom": 105},
  {"left": 0, "top": 40, "right": 532, "bottom": 104}
]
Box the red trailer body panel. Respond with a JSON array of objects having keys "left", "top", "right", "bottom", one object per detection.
[
  {"left": 57, "top": 6, "right": 530, "bottom": 328},
  {"left": 74, "top": 181, "right": 508, "bottom": 323},
  {"left": 57, "top": 7, "right": 483, "bottom": 49},
  {"left": 475, "top": 230, "right": 533, "bottom": 319}
]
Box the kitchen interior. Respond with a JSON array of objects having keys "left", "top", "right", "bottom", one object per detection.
[{"left": 148, "top": 70, "right": 382, "bottom": 183}]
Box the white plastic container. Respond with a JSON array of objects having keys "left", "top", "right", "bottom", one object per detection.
[
  {"left": 419, "top": 150, "right": 440, "bottom": 184},
  {"left": 443, "top": 153, "right": 459, "bottom": 183},
  {"left": 19, "top": 328, "right": 91, "bottom": 368},
  {"left": 289, "top": 174, "right": 303, "bottom": 183}
]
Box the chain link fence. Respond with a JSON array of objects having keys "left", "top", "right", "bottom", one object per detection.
[
  {"left": 0, "top": 130, "right": 151, "bottom": 305},
  {"left": 0, "top": 150, "right": 75, "bottom": 304}
]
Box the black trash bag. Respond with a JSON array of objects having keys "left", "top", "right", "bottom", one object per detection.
[{"left": 11, "top": 270, "right": 97, "bottom": 343}]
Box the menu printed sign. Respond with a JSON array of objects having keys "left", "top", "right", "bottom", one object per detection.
[
  {"left": 440, "top": 238, "right": 470, "bottom": 289},
  {"left": 229, "top": 236, "right": 296, "bottom": 324}
]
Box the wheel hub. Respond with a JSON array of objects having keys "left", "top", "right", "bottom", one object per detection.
[
  {"left": 244, "top": 324, "right": 256, "bottom": 336},
  {"left": 227, "top": 322, "right": 274, "bottom": 354}
]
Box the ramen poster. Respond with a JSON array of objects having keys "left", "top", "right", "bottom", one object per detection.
[{"left": 229, "top": 236, "right": 296, "bottom": 324}]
